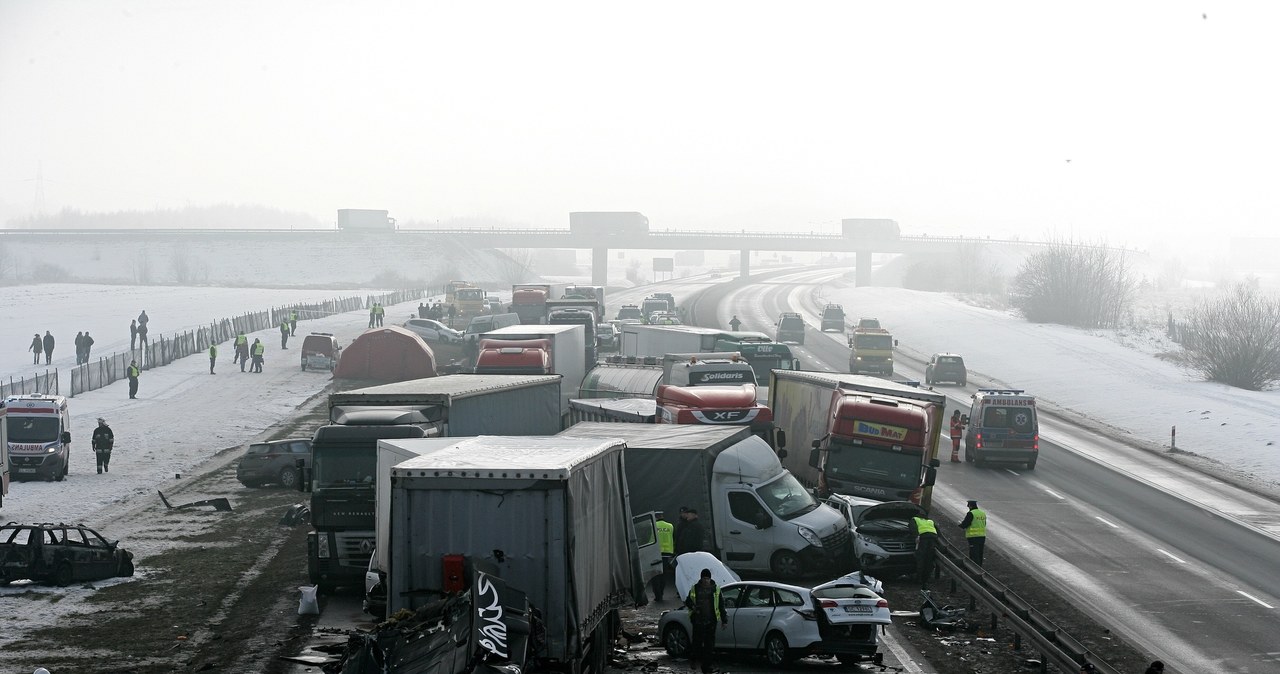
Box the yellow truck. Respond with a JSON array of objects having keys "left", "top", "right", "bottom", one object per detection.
[{"left": 847, "top": 327, "right": 896, "bottom": 376}]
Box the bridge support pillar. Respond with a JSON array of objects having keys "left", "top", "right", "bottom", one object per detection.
[
  {"left": 855, "top": 250, "right": 872, "bottom": 286},
  {"left": 592, "top": 247, "right": 608, "bottom": 286},
  {"left": 740, "top": 250, "right": 750, "bottom": 278}
]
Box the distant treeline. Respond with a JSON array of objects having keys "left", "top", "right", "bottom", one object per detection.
[{"left": 6, "top": 204, "right": 325, "bottom": 230}]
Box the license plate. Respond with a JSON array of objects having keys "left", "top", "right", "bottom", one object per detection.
[
  {"left": 843, "top": 605, "right": 872, "bottom": 614},
  {"left": 17, "top": 468, "right": 36, "bottom": 474}
]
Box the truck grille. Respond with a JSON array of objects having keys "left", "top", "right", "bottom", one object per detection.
[{"left": 334, "top": 532, "right": 375, "bottom": 569}]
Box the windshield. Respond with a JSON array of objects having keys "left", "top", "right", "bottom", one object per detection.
[
  {"left": 618, "top": 307, "right": 642, "bottom": 320},
  {"left": 755, "top": 473, "right": 818, "bottom": 521},
  {"left": 780, "top": 317, "right": 803, "bottom": 329},
  {"left": 825, "top": 440, "right": 922, "bottom": 489},
  {"left": 457, "top": 288, "right": 485, "bottom": 300},
  {"left": 8, "top": 416, "right": 61, "bottom": 443},
  {"left": 938, "top": 356, "right": 963, "bottom": 365},
  {"left": 313, "top": 446, "right": 376, "bottom": 488},
  {"left": 854, "top": 334, "right": 892, "bottom": 350}
]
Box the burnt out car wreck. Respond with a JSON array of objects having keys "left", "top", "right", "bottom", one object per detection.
[{"left": 0, "top": 522, "right": 136, "bottom": 586}]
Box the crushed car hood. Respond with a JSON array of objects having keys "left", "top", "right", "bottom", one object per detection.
[{"left": 855, "top": 501, "right": 926, "bottom": 527}]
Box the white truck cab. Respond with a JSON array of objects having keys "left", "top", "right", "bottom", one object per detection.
[{"left": 5, "top": 394, "right": 72, "bottom": 482}]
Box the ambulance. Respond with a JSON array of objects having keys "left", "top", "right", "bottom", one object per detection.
[
  {"left": 963, "top": 388, "right": 1039, "bottom": 470},
  {"left": 5, "top": 395, "right": 72, "bottom": 482}
]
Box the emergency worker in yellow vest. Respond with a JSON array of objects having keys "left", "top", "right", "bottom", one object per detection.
[
  {"left": 289, "top": 310, "right": 298, "bottom": 336},
  {"left": 958, "top": 499, "right": 987, "bottom": 565},
  {"left": 650, "top": 513, "right": 675, "bottom": 601},
  {"left": 685, "top": 568, "right": 727, "bottom": 674},
  {"left": 233, "top": 331, "right": 249, "bottom": 371},
  {"left": 911, "top": 515, "right": 939, "bottom": 589},
  {"left": 251, "top": 338, "right": 266, "bottom": 373},
  {"left": 209, "top": 343, "right": 218, "bottom": 375}
]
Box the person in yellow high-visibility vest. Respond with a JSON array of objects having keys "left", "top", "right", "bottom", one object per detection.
[
  {"left": 958, "top": 499, "right": 987, "bottom": 565},
  {"left": 651, "top": 513, "right": 675, "bottom": 601},
  {"left": 911, "top": 515, "right": 938, "bottom": 589}
]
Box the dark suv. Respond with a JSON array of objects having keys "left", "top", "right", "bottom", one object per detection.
[
  {"left": 820, "top": 304, "right": 846, "bottom": 332},
  {"left": 775, "top": 312, "right": 806, "bottom": 344},
  {"left": 0, "top": 522, "right": 135, "bottom": 586},
  {"left": 236, "top": 437, "right": 312, "bottom": 488},
  {"left": 925, "top": 353, "right": 967, "bottom": 386}
]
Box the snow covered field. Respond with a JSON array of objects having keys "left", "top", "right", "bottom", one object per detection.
[{"left": 818, "top": 284, "right": 1280, "bottom": 488}]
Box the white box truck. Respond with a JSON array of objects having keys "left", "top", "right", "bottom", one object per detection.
[
  {"left": 474, "top": 324, "right": 587, "bottom": 417},
  {"left": 620, "top": 324, "right": 721, "bottom": 359},
  {"left": 559, "top": 423, "right": 852, "bottom": 580}
]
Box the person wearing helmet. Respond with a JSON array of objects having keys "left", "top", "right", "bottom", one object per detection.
[{"left": 92, "top": 418, "right": 115, "bottom": 474}]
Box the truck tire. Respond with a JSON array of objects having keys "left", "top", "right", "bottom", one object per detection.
[
  {"left": 770, "top": 550, "right": 803, "bottom": 579},
  {"left": 1025, "top": 459, "right": 1037, "bottom": 471}
]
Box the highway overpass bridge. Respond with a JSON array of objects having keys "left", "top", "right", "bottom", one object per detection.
[{"left": 0, "top": 226, "right": 1079, "bottom": 286}]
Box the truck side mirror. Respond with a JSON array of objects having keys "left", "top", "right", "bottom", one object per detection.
[
  {"left": 924, "top": 466, "right": 938, "bottom": 487},
  {"left": 808, "top": 447, "right": 820, "bottom": 468},
  {"left": 62, "top": 431, "right": 71, "bottom": 444},
  {"left": 775, "top": 430, "right": 786, "bottom": 449},
  {"left": 754, "top": 512, "right": 772, "bottom": 530},
  {"left": 894, "top": 339, "right": 899, "bottom": 347},
  {"left": 961, "top": 415, "right": 970, "bottom": 425},
  {"left": 295, "top": 458, "right": 311, "bottom": 493}
]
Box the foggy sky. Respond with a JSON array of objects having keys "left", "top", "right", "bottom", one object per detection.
[{"left": 2, "top": 1, "right": 1278, "bottom": 254}]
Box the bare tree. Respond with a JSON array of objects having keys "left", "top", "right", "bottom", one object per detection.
[
  {"left": 171, "top": 245, "right": 194, "bottom": 284},
  {"left": 1182, "top": 283, "right": 1280, "bottom": 390},
  {"left": 133, "top": 249, "right": 153, "bottom": 284},
  {"left": 1010, "top": 240, "right": 1134, "bottom": 328},
  {"left": 495, "top": 248, "right": 537, "bottom": 286}
]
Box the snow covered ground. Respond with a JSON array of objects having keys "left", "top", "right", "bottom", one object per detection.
[{"left": 817, "top": 284, "right": 1280, "bottom": 488}]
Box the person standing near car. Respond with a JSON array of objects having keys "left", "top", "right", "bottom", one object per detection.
[
  {"left": 92, "top": 417, "right": 115, "bottom": 474},
  {"left": 685, "top": 568, "right": 728, "bottom": 674},
  {"left": 950, "top": 409, "right": 965, "bottom": 463},
  {"left": 650, "top": 512, "right": 675, "bottom": 602},
  {"left": 958, "top": 499, "right": 987, "bottom": 565},
  {"left": 911, "top": 514, "right": 939, "bottom": 589},
  {"left": 674, "top": 507, "right": 706, "bottom": 556}
]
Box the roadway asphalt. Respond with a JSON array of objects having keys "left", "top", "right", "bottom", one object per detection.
[{"left": 703, "top": 266, "right": 1280, "bottom": 673}]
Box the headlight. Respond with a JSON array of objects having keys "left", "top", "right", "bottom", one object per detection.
[
  {"left": 855, "top": 356, "right": 863, "bottom": 361},
  {"left": 887, "top": 357, "right": 894, "bottom": 363},
  {"left": 46, "top": 447, "right": 57, "bottom": 454},
  {"left": 798, "top": 527, "right": 822, "bottom": 547},
  {"left": 316, "top": 532, "right": 331, "bottom": 559}
]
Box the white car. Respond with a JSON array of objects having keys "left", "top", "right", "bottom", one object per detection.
[
  {"left": 824, "top": 495, "right": 926, "bottom": 576},
  {"left": 659, "top": 554, "right": 889, "bottom": 667},
  {"left": 402, "top": 318, "right": 463, "bottom": 343}
]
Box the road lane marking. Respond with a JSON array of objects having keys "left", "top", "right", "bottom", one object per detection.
[
  {"left": 1095, "top": 516, "right": 1120, "bottom": 529},
  {"left": 1043, "top": 488, "right": 1063, "bottom": 499},
  {"left": 1155, "top": 548, "right": 1187, "bottom": 564},
  {"left": 1005, "top": 469, "right": 1021, "bottom": 476},
  {"left": 1236, "top": 591, "right": 1275, "bottom": 609}
]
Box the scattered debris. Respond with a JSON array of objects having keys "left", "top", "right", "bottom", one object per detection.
[
  {"left": 158, "top": 490, "right": 232, "bottom": 512},
  {"left": 279, "top": 503, "right": 311, "bottom": 526}
]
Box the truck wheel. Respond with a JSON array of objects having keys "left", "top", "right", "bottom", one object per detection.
[
  {"left": 662, "top": 623, "right": 690, "bottom": 657},
  {"left": 765, "top": 631, "right": 792, "bottom": 667},
  {"left": 770, "top": 550, "right": 803, "bottom": 579},
  {"left": 301, "top": 362, "right": 307, "bottom": 371},
  {"left": 278, "top": 467, "right": 299, "bottom": 489},
  {"left": 56, "top": 459, "right": 67, "bottom": 482},
  {"left": 959, "top": 377, "right": 967, "bottom": 386},
  {"left": 1025, "top": 459, "right": 1037, "bottom": 471},
  {"left": 964, "top": 444, "right": 974, "bottom": 463}
]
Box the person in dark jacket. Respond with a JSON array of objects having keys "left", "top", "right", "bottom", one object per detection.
[
  {"left": 42, "top": 331, "right": 54, "bottom": 364},
  {"left": 130, "top": 319, "right": 138, "bottom": 350},
  {"left": 29, "top": 333, "right": 42, "bottom": 364},
  {"left": 74, "top": 332, "right": 85, "bottom": 364},
  {"left": 685, "top": 568, "right": 728, "bottom": 674},
  {"left": 418, "top": 303, "right": 427, "bottom": 318},
  {"left": 92, "top": 417, "right": 115, "bottom": 474},
  {"left": 958, "top": 499, "right": 987, "bottom": 565},
  {"left": 83, "top": 332, "right": 94, "bottom": 361},
  {"left": 911, "top": 515, "right": 939, "bottom": 589},
  {"left": 1143, "top": 661, "right": 1164, "bottom": 674},
  {"left": 251, "top": 338, "right": 265, "bottom": 373},
  {"left": 673, "top": 507, "right": 706, "bottom": 556}
]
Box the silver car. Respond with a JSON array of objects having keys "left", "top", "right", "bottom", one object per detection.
[
  {"left": 659, "top": 554, "right": 890, "bottom": 667},
  {"left": 824, "top": 495, "right": 926, "bottom": 575}
]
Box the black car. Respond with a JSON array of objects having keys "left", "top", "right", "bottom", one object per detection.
[
  {"left": 235, "top": 437, "right": 312, "bottom": 488},
  {"left": 925, "top": 353, "right": 967, "bottom": 386},
  {"left": 820, "top": 304, "right": 846, "bottom": 332},
  {"left": 0, "top": 522, "right": 135, "bottom": 586},
  {"left": 775, "top": 312, "right": 806, "bottom": 344}
]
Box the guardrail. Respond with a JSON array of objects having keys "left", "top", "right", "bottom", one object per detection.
[{"left": 934, "top": 536, "right": 1119, "bottom": 673}]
